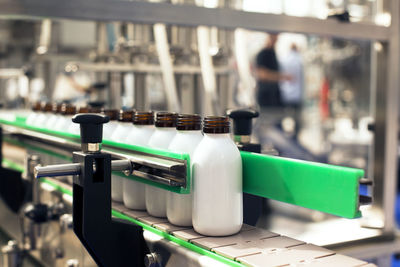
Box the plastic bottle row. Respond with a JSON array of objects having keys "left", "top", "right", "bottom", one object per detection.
[{"left": 25, "top": 102, "right": 243, "bottom": 236}]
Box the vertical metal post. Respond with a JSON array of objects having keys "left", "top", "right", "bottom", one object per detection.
[
  {"left": 134, "top": 73, "right": 148, "bottom": 111},
  {"left": 25, "top": 155, "right": 41, "bottom": 250},
  {"left": 381, "top": 0, "right": 400, "bottom": 233},
  {"left": 370, "top": 0, "right": 400, "bottom": 233},
  {"left": 26, "top": 155, "right": 41, "bottom": 204},
  {"left": 109, "top": 72, "right": 123, "bottom": 109}
]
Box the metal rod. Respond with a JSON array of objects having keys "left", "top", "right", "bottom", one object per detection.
[
  {"left": 0, "top": 0, "right": 390, "bottom": 41},
  {"left": 35, "top": 163, "right": 81, "bottom": 179},
  {"left": 35, "top": 160, "right": 133, "bottom": 179}
]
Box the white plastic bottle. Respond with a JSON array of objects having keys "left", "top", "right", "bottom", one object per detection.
[
  {"left": 25, "top": 102, "right": 41, "bottom": 126},
  {"left": 32, "top": 102, "right": 52, "bottom": 128},
  {"left": 54, "top": 104, "right": 76, "bottom": 132},
  {"left": 192, "top": 116, "right": 243, "bottom": 236},
  {"left": 123, "top": 111, "right": 155, "bottom": 210},
  {"left": 44, "top": 103, "right": 62, "bottom": 129},
  {"left": 102, "top": 109, "right": 119, "bottom": 140},
  {"left": 167, "top": 114, "right": 203, "bottom": 226},
  {"left": 110, "top": 110, "right": 135, "bottom": 143},
  {"left": 146, "top": 112, "right": 177, "bottom": 217},
  {"left": 109, "top": 110, "right": 135, "bottom": 202}
]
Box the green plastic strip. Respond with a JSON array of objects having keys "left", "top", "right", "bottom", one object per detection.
[
  {"left": 0, "top": 117, "right": 191, "bottom": 194},
  {"left": 36, "top": 175, "right": 243, "bottom": 267},
  {"left": 2, "top": 158, "right": 25, "bottom": 172},
  {"left": 0, "top": 159, "right": 242, "bottom": 266},
  {"left": 241, "top": 151, "right": 364, "bottom": 218},
  {"left": 112, "top": 211, "right": 243, "bottom": 267},
  {"left": 41, "top": 178, "right": 73, "bottom": 196},
  {"left": 3, "top": 136, "right": 73, "bottom": 162},
  {"left": 1, "top": 115, "right": 366, "bottom": 218}
]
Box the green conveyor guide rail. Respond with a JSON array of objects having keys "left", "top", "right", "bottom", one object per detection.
[
  {"left": 0, "top": 113, "right": 367, "bottom": 219},
  {"left": 0, "top": 159, "right": 245, "bottom": 267}
]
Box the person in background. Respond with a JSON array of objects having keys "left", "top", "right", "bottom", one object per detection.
[
  {"left": 279, "top": 43, "right": 304, "bottom": 137},
  {"left": 255, "top": 34, "right": 292, "bottom": 108}
]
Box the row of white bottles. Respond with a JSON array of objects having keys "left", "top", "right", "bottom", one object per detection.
[
  {"left": 25, "top": 103, "right": 243, "bottom": 236},
  {"left": 110, "top": 112, "right": 243, "bottom": 237}
]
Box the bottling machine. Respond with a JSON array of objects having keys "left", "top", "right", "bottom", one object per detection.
[
  {"left": 0, "top": 0, "right": 399, "bottom": 266},
  {"left": 0, "top": 108, "right": 375, "bottom": 267}
]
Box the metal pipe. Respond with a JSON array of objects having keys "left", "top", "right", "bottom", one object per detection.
[
  {"left": 35, "top": 163, "right": 82, "bottom": 179},
  {"left": 37, "top": 19, "right": 52, "bottom": 55},
  {"left": 154, "top": 23, "right": 181, "bottom": 112},
  {"left": 34, "top": 160, "right": 133, "bottom": 179}
]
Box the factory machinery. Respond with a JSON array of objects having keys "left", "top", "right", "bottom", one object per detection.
[
  {"left": 0, "top": 0, "right": 399, "bottom": 266},
  {"left": 0, "top": 109, "right": 375, "bottom": 267}
]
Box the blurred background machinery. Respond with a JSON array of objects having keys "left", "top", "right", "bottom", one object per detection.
[{"left": 0, "top": 0, "right": 399, "bottom": 266}]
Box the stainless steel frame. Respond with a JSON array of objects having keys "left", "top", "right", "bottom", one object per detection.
[
  {"left": 0, "top": 0, "right": 399, "bottom": 264},
  {"left": 0, "top": 0, "right": 390, "bottom": 41}
]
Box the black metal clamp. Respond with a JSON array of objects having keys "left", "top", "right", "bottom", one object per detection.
[{"left": 35, "top": 113, "right": 149, "bottom": 267}]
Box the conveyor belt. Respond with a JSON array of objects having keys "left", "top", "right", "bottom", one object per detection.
[
  {"left": 0, "top": 113, "right": 369, "bottom": 219},
  {"left": 1, "top": 156, "right": 375, "bottom": 267},
  {"left": 0, "top": 113, "right": 376, "bottom": 266},
  {"left": 111, "top": 202, "right": 374, "bottom": 267}
]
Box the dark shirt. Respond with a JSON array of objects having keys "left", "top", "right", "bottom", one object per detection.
[{"left": 256, "top": 47, "right": 281, "bottom": 107}]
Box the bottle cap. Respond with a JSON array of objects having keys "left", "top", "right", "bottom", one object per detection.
[
  {"left": 77, "top": 106, "right": 90, "bottom": 114},
  {"left": 155, "top": 112, "right": 177, "bottom": 128},
  {"left": 176, "top": 114, "right": 201, "bottom": 131},
  {"left": 119, "top": 110, "right": 134, "bottom": 122},
  {"left": 41, "top": 102, "right": 52, "bottom": 113},
  {"left": 61, "top": 104, "right": 76, "bottom": 115},
  {"left": 133, "top": 111, "right": 154, "bottom": 125},
  {"left": 32, "top": 102, "right": 41, "bottom": 111},
  {"left": 102, "top": 109, "right": 119, "bottom": 120},
  {"left": 203, "top": 116, "right": 230, "bottom": 134},
  {"left": 52, "top": 103, "right": 62, "bottom": 114}
]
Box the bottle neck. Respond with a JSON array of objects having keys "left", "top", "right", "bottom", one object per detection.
[
  {"left": 177, "top": 130, "right": 202, "bottom": 135},
  {"left": 134, "top": 124, "right": 154, "bottom": 128},
  {"left": 204, "top": 133, "right": 231, "bottom": 138},
  {"left": 156, "top": 127, "right": 176, "bottom": 131}
]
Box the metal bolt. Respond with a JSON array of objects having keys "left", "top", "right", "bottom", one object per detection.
[
  {"left": 144, "top": 253, "right": 160, "bottom": 267},
  {"left": 60, "top": 214, "right": 73, "bottom": 233},
  {"left": 66, "top": 259, "right": 79, "bottom": 267}
]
